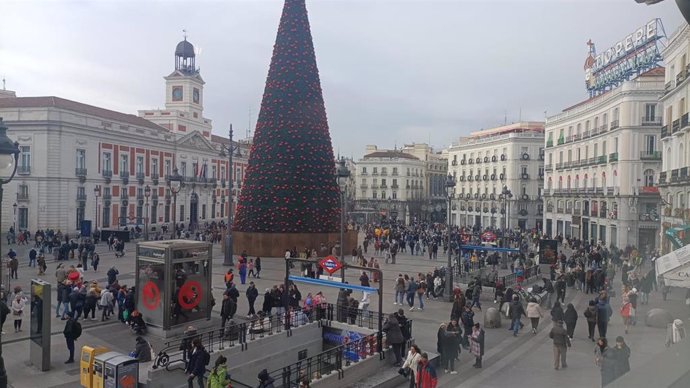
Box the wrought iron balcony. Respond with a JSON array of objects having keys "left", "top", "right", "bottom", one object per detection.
[
  {"left": 17, "top": 165, "right": 31, "bottom": 175},
  {"left": 609, "top": 152, "right": 618, "bottom": 162},
  {"left": 661, "top": 125, "right": 670, "bottom": 139},
  {"left": 77, "top": 192, "right": 87, "bottom": 202},
  {"left": 640, "top": 151, "right": 662, "bottom": 160},
  {"left": 659, "top": 171, "right": 667, "bottom": 185},
  {"left": 610, "top": 120, "right": 620, "bottom": 130},
  {"left": 75, "top": 168, "right": 87, "bottom": 177}
]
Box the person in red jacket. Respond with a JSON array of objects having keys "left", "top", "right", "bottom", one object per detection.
[{"left": 416, "top": 352, "right": 438, "bottom": 388}]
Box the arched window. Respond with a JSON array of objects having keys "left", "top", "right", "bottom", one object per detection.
[{"left": 643, "top": 169, "right": 654, "bottom": 187}]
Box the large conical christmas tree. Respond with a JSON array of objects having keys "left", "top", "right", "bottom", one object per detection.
[{"left": 233, "top": 0, "right": 340, "bottom": 233}]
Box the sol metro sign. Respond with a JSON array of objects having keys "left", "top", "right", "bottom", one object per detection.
[{"left": 319, "top": 256, "right": 343, "bottom": 275}]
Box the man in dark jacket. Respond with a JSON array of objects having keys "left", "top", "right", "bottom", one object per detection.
[
  {"left": 383, "top": 313, "right": 405, "bottom": 366},
  {"left": 63, "top": 311, "right": 81, "bottom": 363},
  {"left": 509, "top": 295, "right": 526, "bottom": 336},
  {"left": 246, "top": 282, "right": 259, "bottom": 317},
  {"left": 185, "top": 339, "right": 207, "bottom": 388},
  {"left": 220, "top": 294, "right": 237, "bottom": 331},
  {"left": 133, "top": 336, "right": 152, "bottom": 362},
  {"left": 549, "top": 320, "right": 571, "bottom": 370},
  {"left": 555, "top": 275, "right": 566, "bottom": 304},
  {"left": 257, "top": 368, "right": 276, "bottom": 388}
]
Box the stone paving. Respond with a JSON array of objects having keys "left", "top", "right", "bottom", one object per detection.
[{"left": 0, "top": 238, "right": 688, "bottom": 387}]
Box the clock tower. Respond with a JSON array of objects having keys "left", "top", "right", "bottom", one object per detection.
[{"left": 140, "top": 36, "right": 213, "bottom": 139}]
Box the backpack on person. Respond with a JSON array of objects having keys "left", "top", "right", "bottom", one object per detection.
[{"left": 202, "top": 349, "right": 211, "bottom": 366}]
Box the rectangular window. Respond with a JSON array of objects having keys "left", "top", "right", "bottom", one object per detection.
[
  {"left": 17, "top": 208, "right": 28, "bottom": 229},
  {"left": 102, "top": 204, "right": 110, "bottom": 228},
  {"left": 151, "top": 200, "right": 158, "bottom": 224},
  {"left": 362, "top": 167, "right": 367, "bottom": 174},
  {"left": 120, "top": 154, "right": 129, "bottom": 173},
  {"left": 164, "top": 160, "right": 171, "bottom": 176},
  {"left": 644, "top": 135, "right": 655, "bottom": 154},
  {"left": 212, "top": 166, "right": 217, "bottom": 179},
  {"left": 220, "top": 166, "right": 226, "bottom": 180},
  {"left": 136, "top": 156, "right": 144, "bottom": 174},
  {"left": 179, "top": 205, "right": 185, "bottom": 222},
  {"left": 392, "top": 192, "right": 397, "bottom": 199},
  {"left": 76, "top": 149, "right": 86, "bottom": 169},
  {"left": 392, "top": 167, "right": 398, "bottom": 175},
  {"left": 202, "top": 204, "right": 207, "bottom": 220},
  {"left": 521, "top": 165, "right": 527, "bottom": 175},
  {"left": 103, "top": 153, "right": 112, "bottom": 172},
  {"left": 152, "top": 158, "right": 159, "bottom": 176},
  {"left": 181, "top": 162, "right": 187, "bottom": 177},
  {"left": 119, "top": 205, "right": 127, "bottom": 227},
  {"left": 381, "top": 179, "right": 386, "bottom": 186},
  {"left": 373, "top": 192, "right": 377, "bottom": 199},
  {"left": 373, "top": 167, "right": 378, "bottom": 174},
  {"left": 645, "top": 104, "right": 657, "bottom": 121}
]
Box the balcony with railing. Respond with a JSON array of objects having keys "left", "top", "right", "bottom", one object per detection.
[
  {"left": 665, "top": 80, "right": 675, "bottom": 93},
  {"left": 17, "top": 189, "right": 29, "bottom": 202},
  {"left": 545, "top": 164, "right": 553, "bottom": 172},
  {"left": 103, "top": 192, "right": 112, "bottom": 201},
  {"left": 662, "top": 125, "right": 670, "bottom": 139},
  {"left": 610, "top": 120, "right": 620, "bottom": 130},
  {"left": 671, "top": 168, "right": 680, "bottom": 183},
  {"left": 640, "top": 151, "right": 662, "bottom": 160},
  {"left": 546, "top": 139, "right": 554, "bottom": 148},
  {"left": 77, "top": 192, "right": 87, "bottom": 202},
  {"left": 659, "top": 171, "right": 667, "bottom": 185},
  {"left": 380, "top": 183, "right": 387, "bottom": 189},
  {"left": 391, "top": 184, "right": 399, "bottom": 189},
  {"left": 673, "top": 119, "right": 681, "bottom": 133},
  {"left": 681, "top": 167, "right": 689, "bottom": 181},
  {"left": 597, "top": 155, "right": 607, "bottom": 164},
  {"left": 641, "top": 116, "right": 661, "bottom": 126},
  {"left": 75, "top": 168, "right": 87, "bottom": 178},
  {"left": 557, "top": 137, "right": 565, "bottom": 145},
  {"left": 582, "top": 130, "right": 591, "bottom": 139},
  {"left": 136, "top": 172, "right": 145, "bottom": 183},
  {"left": 609, "top": 152, "right": 618, "bottom": 162}
]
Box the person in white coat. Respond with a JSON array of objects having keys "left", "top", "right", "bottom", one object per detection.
[
  {"left": 526, "top": 298, "right": 544, "bottom": 334},
  {"left": 11, "top": 293, "right": 27, "bottom": 332},
  {"left": 400, "top": 344, "right": 422, "bottom": 388}
]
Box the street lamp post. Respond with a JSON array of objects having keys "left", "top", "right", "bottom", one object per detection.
[
  {"left": 11, "top": 203, "right": 16, "bottom": 235},
  {"left": 168, "top": 168, "right": 182, "bottom": 239},
  {"left": 144, "top": 185, "right": 151, "bottom": 241},
  {"left": 500, "top": 186, "right": 513, "bottom": 270},
  {"left": 445, "top": 174, "right": 456, "bottom": 301},
  {"left": 94, "top": 185, "right": 101, "bottom": 232},
  {"left": 336, "top": 157, "right": 350, "bottom": 281},
  {"left": 219, "top": 124, "right": 240, "bottom": 267},
  {"left": 0, "top": 117, "right": 21, "bottom": 388}
]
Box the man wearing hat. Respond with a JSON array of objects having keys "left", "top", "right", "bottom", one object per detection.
[{"left": 549, "top": 320, "right": 571, "bottom": 370}]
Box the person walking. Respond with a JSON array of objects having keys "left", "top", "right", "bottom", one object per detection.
[
  {"left": 11, "top": 293, "right": 26, "bottom": 332},
  {"left": 470, "top": 323, "right": 485, "bottom": 368},
  {"left": 509, "top": 295, "right": 526, "bottom": 336},
  {"left": 238, "top": 259, "right": 247, "bottom": 285},
  {"left": 549, "top": 320, "right": 571, "bottom": 370},
  {"left": 246, "top": 281, "right": 258, "bottom": 317},
  {"left": 595, "top": 337, "right": 616, "bottom": 387},
  {"left": 220, "top": 293, "right": 237, "bottom": 331},
  {"left": 415, "top": 353, "right": 438, "bottom": 388},
  {"left": 207, "top": 355, "right": 230, "bottom": 388},
  {"left": 62, "top": 311, "right": 82, "bottom": 364},
  {"left": 526, "top": 298, "right": 543, "bottom": 334},
  {"left": 394, "top": 275, "right": 405, "bottom": 306},
  {"left": 584, "top": 300, "right": 598, "bottom": 341},
  {"left": 596, "top": 294, "right": 611, "bottom": 338},
  {"left": 555, "top": 275, "right": 566, "bottom": 304},
  {"left": 400, "top": 344, "right": 422, "bottom": 388},
  {"left": 255, "top": 257, "right": 261, "bottom": 279},
  {"left": 406, "top": 277, "right": 417, "bottom": 311},
  {"left": 550, "top": 301, "right": 565, "bottom": 322},
  {"left": 564, "top": 303, "right": 578, "bottom": 339},
  {"left": 442, "top": 321, "right": 460, "bottom": 374},
  {"left": 611, "top": 336, "right": 631, "bottom": 383},
  {"left": 383, "top": 313, "right": 405, "bottom": 367},
  {"left": 185, "top": 339, "right": 208, "bottom": 388}
]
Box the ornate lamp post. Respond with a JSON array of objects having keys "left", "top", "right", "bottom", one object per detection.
[
  {"left": 445, "top": 174, "right": 456, "bottom": 301},
  {"left": 219, "top": 124, "right": 240, "bottom": 266},
  {"left": 167, "top": 167, "right": 182, "bottom": 238},
  {"left": 0, "top": 117, "right": 21, "bottom": 388},
  {"left": 144, "top": 184, "right": 151, "bottom": 241},
  {"left": 336, "top": 157, "right": 350, "bottom": 280},
  {"left": 94, "top": 185, "right": 101, "bottom": 231}
]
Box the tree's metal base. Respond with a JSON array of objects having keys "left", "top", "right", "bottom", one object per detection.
[{"left": 223, "top": 235, "right": 234, "bottom": 266}]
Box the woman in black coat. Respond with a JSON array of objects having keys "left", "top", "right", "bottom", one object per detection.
[
  {"left": 550, "top": 301, "right": 565, "bottom": 322},
  {"left": 383, "top": 313, "right": 405, "bottom": 366},
  {"left": 262, "top": 289, "right": 273, "bottom": 315},
  {"left": 563, "top": 303, "right": 578, "bottom": 339}
]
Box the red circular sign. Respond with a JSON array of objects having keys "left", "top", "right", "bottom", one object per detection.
[
  {"left": 178, "top": 280, "right": 203, "bottom": 310},
  {"left": 142, "top": 281, "right": 160, "bottom": 311}
]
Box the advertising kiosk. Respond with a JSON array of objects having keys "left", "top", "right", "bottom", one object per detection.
[{"left": 135, "top": 240, "right": 213, "bottom": 331}]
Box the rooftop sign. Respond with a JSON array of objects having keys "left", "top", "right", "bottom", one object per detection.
[{"left": 584, "top": 19, "right": 665, "bottom": 96}]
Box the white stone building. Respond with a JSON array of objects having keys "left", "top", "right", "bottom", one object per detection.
[
  {"left": 0, "top": 38, "right": 250, "bottom": 234},
  {"left": 447, "top": 122, "right": 545, "bottom": 230},
  {"left": 543, "top": 69, "right": 664, "bottom": 250},
  {"left": 352, "top": 146, "right": 427, "bottom": 225},
  {"left": 659, "top": 23, "right": 690, "bottom": 254},
  {"left": 399, "top": 143, "right": 449, "bottom": 221}
]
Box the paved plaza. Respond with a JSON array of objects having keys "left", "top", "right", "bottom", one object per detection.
[{"left": 0, "top": 237, "right": 688, "bottom": 387}]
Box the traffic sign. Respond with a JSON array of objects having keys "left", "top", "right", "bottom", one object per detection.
[
  {"left": 319, "top": 256, "right": 343, "bottom": 275},
  {"left": 142, "top": 281, "right": 161, "bottom": 311},
  {"left": 178, "top": 280, "right": 203, "bottom": 310}
]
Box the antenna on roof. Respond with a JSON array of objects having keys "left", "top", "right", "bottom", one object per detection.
[
  {"left": 183, "top": 29, "right": 187, "bottom": 40},
  {"left": 504, "top": 110, "right": 507, "bottom": 126}
]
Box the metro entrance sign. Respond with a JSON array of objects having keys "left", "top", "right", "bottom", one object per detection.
[{"left": 319, "top": 255, "right": 343, "bottom": 275}]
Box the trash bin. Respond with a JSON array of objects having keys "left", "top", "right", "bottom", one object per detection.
[
  {"left": 93, "top": 352, "right": 121, "bottom": 388},
  {"left": 80, "top": 346, "right": 109, "bottom": 388},
  {"left": 103, "top": 354, "right": 139, "bottom": 388}
]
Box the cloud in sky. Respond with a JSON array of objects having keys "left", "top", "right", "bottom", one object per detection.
[{"left": 0, "top": 0, "right": 684, "bottom": 158}]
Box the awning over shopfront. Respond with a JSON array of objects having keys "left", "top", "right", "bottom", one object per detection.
[{"left": 655, "top": 244, "right": 690, "bottom": 289}]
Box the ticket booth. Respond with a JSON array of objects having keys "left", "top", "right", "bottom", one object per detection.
[
  {"left": 81, "top": 346, "right": 109, "bottom": 388},
  {"left": 103, "top": 354, "right": 138, "bottom": 388},
  {"left": 93, "top": 352, "right": 121, "bottom": 388},
  {"left": 135, "top": 240, "right": 213, "bottom": 330}
]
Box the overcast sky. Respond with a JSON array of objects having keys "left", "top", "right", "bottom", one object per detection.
[{"left": 0, "top": 0, "right": 685, "bottom": 158}]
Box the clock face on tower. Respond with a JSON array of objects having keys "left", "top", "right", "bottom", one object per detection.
[
  {"left": 193, "top": 88, "right": 200, "bottom": 104},
  {"left": 172, "top": 86, "right": 183, "bottom": 102}
]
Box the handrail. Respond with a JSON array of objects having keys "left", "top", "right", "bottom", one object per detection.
[
  {"left": 153, "top": 312, "right": 307, "bottom": 370},
  {"left": 267, "top": 331, "right": 385, "bottom": 386},
  {"left": 204, "top": 367, "right": 254, "bottom": 388}
]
